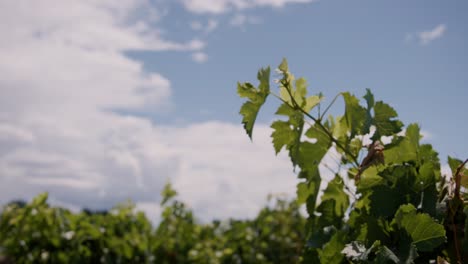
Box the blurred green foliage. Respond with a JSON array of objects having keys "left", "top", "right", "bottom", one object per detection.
[{"left": 0, "top": 183, "right": 305, "bottom": 263}]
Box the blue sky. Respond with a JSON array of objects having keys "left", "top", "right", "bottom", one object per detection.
[
  {"left": 0, "top": 0, "right": 466, "bottom": 222},
  {"left": 131, "top": 0, "right": 467, "bottom": 156}
]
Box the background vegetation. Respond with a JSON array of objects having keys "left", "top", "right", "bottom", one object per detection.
[{"left": 0, "top": 184, "right": 305, "bottom": 263}]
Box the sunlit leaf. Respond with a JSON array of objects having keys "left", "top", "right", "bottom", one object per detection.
[
  {"left": 384, "top": 123, "right": 421, "bottom": 164},
  {"left": 238, "top": 67, "right": 270, "bottom": 139},
  {"left": 372, "top": 101, "right": 403, "bottom": 140},
  {"left": 342, "top": 92, "right": 367, "bottom": 138}
]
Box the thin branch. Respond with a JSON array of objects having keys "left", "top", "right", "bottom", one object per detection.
[
  {"left": 320, "top": 93, "right": 341, "bottom": 121},
  {"left": 317, "top": 101, "right": 321, "bottom": 120}
]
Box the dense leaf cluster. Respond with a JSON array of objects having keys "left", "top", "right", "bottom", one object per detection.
[
  {"left": 238, "top": 59, "right": 468, "bottom": 263},
  {"left": 0, "top": 184, "right": 305, "bottom": 263}
]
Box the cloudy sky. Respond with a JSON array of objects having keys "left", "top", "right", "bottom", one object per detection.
[{"left": 1, "top": 0, "right": 467, "bottom": 223}]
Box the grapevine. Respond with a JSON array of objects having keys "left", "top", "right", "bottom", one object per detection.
[{"left": 237, "top": 58, "right": 467, "bottom": 263}]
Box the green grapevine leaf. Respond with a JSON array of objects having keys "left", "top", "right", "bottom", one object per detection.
[
  {"left": 301, "top": 169, "right": 322, "bottom": 214},
  {"left": 384, "top": 123, "right": 420, "bottom": 164},
  {"left": 448, "top": 156, "right": 468, "bottom": 188},
  {"left": 271, "top": 107, "right": 304, "bottom": 166},
  {"left": 161, "top": 182, "right": 177, "bottom": 206},
  {"left": 418, "top": 162, "right": 436, "bottom": 189},
  {"left": 320, "top": 176, "right": 349, "bottom": 217},
  {"left": 318, "top": 231, "right": 346, "bottom": 264},
  {"left": 315, "top": 176, "right": 349, "bottom": 229},
  {"left": 295, "top": 77, "right": 307, "bottom": 98},
  {"left": 278, "top": 57, "right": 288, "bottom": 72},
  {"left": 392, "top": 204, "right": 446, "bottom": 252},
  {"left": 294, "top": 78, "right": 323, "bottom": 112},
  {"left": 274, "top": 102, "right": 294, "bottom": 116},
  {"left": 276, "top": 59, "right": 322, "bottom": 113},
  {"left": 448, "top": 156, "right": 462, "bottom": 174},
  {"left": 342, "top": 92, "right": 367, "bottom": 138},
  {"left": 329, "top": 116, "right": 347, "bottom": 140},
  {"left": 363, "top": 88, "right": 375, "bottom": 134},
  {"left": 32, "top": 192, "right": 48, "bottom": 206},
  {"left": 305, "top": 95, "right": 322, "bottom": 112},
  {"left": 361, "top": 88, "right": 403, "bottom": 141},
  {"left": 277, "top": 59, "right": 296, "bottom": 105},
  {"left": 363, "top": 88, "right": 375, "bottom": 110},
  {"left": 297, "top": 182, "right": 310, "bottom": 204},
  {"left": 317, "top": 200, "right": 340, "bottom": 227},
  {"left": 372, "top": 101, "right": 403, "bottom": 140},
  {"left": 419, "top": 144, "right": 440, "bottom": 166},
  {"left": 299, "top": 124, "right": 332, "bottom": 171},
  {"left": 418, "top": 145, "right": 441, "bottom": 216},
  {"left": 297, "top": 180, "right": 319, "bottom": 205},
  {"left": 270, "top": 120, "right": 295, "bottom": 154},
  {"left": 369, "top": 185, "right": 400, "bottom": 217},
  {"left": 357, "top": 167, "right": 384, "bottom": 191},
  {"left": 375, "top": 245, "right": 400, "bottom": 263},
  {"left": 237, "top": 67, "right": 270, "bottom": 139},
  {"left": 395, "top": 230, "right": 420, "bottom": 264}
]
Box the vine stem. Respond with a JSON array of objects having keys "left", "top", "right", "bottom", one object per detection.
[
  {"left": 449, "top": 158, "right": 467, "bottom": 264},
  {"left": 269, "top": 90, "right": 360, "bottom": 168},
  {"left": 319, "top": 93, "right": 341, "bottom": 121},
  {"left": 449, "top": 204, "right": 462, "bottom": 264}
]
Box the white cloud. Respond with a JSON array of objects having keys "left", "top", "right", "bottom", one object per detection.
[
  {"left": 418, "top": 24, "right": 446, "bottom": 45},
  {"left": 0, "top": 0, "right": 308, "bottom": 222},
  {"left": 192, "top": 51, "right": 209, "bottom": 63},
  {"left": 420, "top": 130, "right": 433, "bottom": 141},
  {"left": 181, "top": 0, "right": 314, "bottom": 14},
  {"left": 135, "top": 202, "right": 162, "bottom": 223},
  {"left": 0, "top": 124, "right": 35, "bottom": 143},
  {"left": 0, "top": 1, "right": 187, "bottom": 212},
  {"left": 0, "top": 120, "right": 299, "bottom": 222},
  {"left": 441, "top": 163, "right": 451, "bottom": 178},
  {"left": 165, "top": 122, "right": 298, "bottom": 221}
]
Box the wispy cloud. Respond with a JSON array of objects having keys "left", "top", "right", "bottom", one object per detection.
[
  {"left": 181, "top": 0, "right": 314, "bottom": 14},
  {"left": 420, "top": 130, "right": 433, "bottom": 141},
  {"left": 418, "top": 24, "right": 447, "bottom": 45}
]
